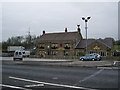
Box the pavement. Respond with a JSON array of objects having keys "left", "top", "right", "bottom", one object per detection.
[{"left": 1, "top": 57, "right": 119, "bottom": 69}]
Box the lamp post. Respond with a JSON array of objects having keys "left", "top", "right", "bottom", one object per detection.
[{"left": 82, "top": 16, "right": 91, "bottom": 54}]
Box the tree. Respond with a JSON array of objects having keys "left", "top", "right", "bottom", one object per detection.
[
  {"left": 115, "top": 40, "right": 120, "bottom": 45},
  {"left": 2, "top": 34, "right": 37, "bottom": 51}
]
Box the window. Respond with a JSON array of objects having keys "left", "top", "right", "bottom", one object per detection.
[
  {"left": 51, "top": 43, "right": 58, "bottom": 49},
  {"left": 51, "top": 51, "right": 56, "bottom": 55},
  {"left": 23, "top": 52, "right": 25, "bottom": 54},
  {"left": 64, "top": 43, "right": 70, "bottom": 49},
  {"left": 89, "top": 51, "right": 95, "bottom": 54},
  {"left": 100, "top": 51, "right": 107, "bottom": 56},
  {"left": 15, "top": 52, "right": 18, "bottom": 55},
  {"left": 64, "top": 51, "right": 69, "bottom": 56},
  {"left": 39, "top": 43, "right": 44, "bottom": 49},
  {"left": 19, "top": 52, "right": 22, "bottom": 55}
]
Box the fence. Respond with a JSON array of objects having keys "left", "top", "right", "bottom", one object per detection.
[
  {"left": 2, "top": 53, "right": 120, "bottom": 61},
  {"left": 30, "top": 55, "right": 80, "bottom": 60},
  {"left": 102, "top": 56, "right": 120, "bottom": 61},
  {"left": 30, "top": 55, "right": 120, "bottom": 61}
]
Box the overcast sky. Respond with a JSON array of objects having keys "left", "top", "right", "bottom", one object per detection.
[{"left": 1, "top": 2, "right": 118, "bottom": 41}]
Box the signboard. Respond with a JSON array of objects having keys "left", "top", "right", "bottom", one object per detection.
[
  {"left": 56, "top": 47, "right": 65, "bottom": 50},
  {"left": 93, "top": 46, "right": 100, "bottom": 50}
]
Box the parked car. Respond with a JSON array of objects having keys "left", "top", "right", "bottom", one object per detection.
[
  {"left": 13, "top": 50, "right": 23, "bottom": 61},
  {"left": 80, "top": 53, "right": 101, "bottom": 61},
  {"left": 22, "top": 50, "right": 30, "bottom": 57},
  {"left": 90, "top": 53, "right": 102, "bottom": 60}
]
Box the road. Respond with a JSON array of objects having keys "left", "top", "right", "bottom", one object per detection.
[{"left": 1, "top": 58, "right": 119, "bottom": 90}]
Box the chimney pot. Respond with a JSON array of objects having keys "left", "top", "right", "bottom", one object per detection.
[
  {"left": 43, "top": 31, "right": 45, "bottom": 35},
  {"left": 77, "top": 25, "right": 80, "bottom": 33},
  {"left": 65, "top": 28, "right": 67, "bottom": 32}
]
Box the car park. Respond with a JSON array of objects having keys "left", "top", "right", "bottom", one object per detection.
[
  {"left": 80, "top": 53, "right": 101, "bottom": 61},
  {"left": 13, "top": 50, "right": 23, "bottom": 61}
]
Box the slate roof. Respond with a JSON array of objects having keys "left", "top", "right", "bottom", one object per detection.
[
  {"left": 38, "top": 30, "right": 113, "bottom": 49},
  {"left": 75, "top": 39, "right": 95, "bottom": 49},
  {"left": 97, "top": 39, "right": 113, "bottom": 48},
  {"left": 75, "top": 39, "right": 113, "bottom": 49},
  {"left": 39, "top": 31, "right": 82, "bottom": 41}
]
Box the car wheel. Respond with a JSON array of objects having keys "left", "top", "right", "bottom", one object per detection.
[
  {"left": 92, "top": 58, "right": 95, "bottom": 61},
  {"left": 13, "top": 58, "right": 16, "bottom": 61},
  {"left": 81, "top": 58, "right": 84, "bottom": 61}
]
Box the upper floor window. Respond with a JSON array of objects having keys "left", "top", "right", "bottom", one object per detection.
[
  {"left": 39, "top": 43, "right": 45, "bottom": 49},
  {"left": 64, "top": 43, "right": 70, "bottom": 49},
  {"left": 51, "top": 43, "right": 58, "bottom": 49}
]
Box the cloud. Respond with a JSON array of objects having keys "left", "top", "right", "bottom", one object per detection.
[{"left": 2, "top": 2, "right": 118, "bottom": 41}]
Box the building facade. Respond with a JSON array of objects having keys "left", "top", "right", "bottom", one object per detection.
[
  {"left": 36, "top": 25, "right": 114, "bottom": 57},
  {"left": 75, "top": 38, "right": 114, "bottom": 56},
  {"left": 36, "top": 25, "right": 83, "bottom": 57}
]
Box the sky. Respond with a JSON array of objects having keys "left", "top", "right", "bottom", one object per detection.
[{"left": 1, "top": 1, "right": 119, "bottom": 42}]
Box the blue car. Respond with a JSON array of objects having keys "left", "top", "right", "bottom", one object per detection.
[{"left": 80, "top": 53, "right": 101, "bottom": 61}]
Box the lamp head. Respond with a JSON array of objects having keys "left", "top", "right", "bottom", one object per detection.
[
  {"left": 85, "top": 20, "right": 88, "bottom": 22},
  {"left": 87, "top": 17, "right": 91, "bottom": 20},
  {"left": 82, "top": 17, "right": 85, "bottom": 20}
]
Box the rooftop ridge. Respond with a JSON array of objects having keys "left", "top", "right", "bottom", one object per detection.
[{"left": 43, "top": 31, "right": 78, "bottom": 35}]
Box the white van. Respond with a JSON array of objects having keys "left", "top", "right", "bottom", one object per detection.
[{"left": 13, "top": 50, "right": 23, "bottom": 61}]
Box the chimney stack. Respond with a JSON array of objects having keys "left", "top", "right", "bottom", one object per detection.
[
  {"left": 43, "top": 30, "right": 45, "bottom": 35},
  {"left": 65, "top": 28, "right": 67, "bottom": 32},
  {"left": 77, "top": 25, "right": 81, "bottom": 33}
]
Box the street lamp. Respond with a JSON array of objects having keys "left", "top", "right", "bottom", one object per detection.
[{"left": 82, "top": 16, "right": 91, "bottom": 54}]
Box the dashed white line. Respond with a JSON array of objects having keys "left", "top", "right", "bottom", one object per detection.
[
  {"left": 25, "top": 84, "right": 44, "bottom": 87},
  {"left": 97, "top": 67, "right": 119, "bottom": 70},
  {"left": 0, "top": 84, "right": 31, "bottom": 90},
  {"left": 52, "top": 77, "right": 58, "bottom": 80},
  {"left": 9, "top": 76, "right": 95, "bottom": 90}
]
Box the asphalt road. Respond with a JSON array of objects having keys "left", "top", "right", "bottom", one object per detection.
[{"left": 1, "top": 59, "right": 119, "bottom": 90}]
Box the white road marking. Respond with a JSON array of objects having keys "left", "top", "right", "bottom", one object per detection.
[
  {"left": 52, "top": 77, "right": 58, "bottom": 80},
  {"left": 25, "top": 84, "right": 44, "bottom": 87},
  {"left": 0, "top": 84, "right": 31, "bottom": 90},
  {"left": 97, "top": 67, "right": 119, "bottom": 70},
  {"left": 75, "top": 69, "right": 104, "bottom": 85},
  {"left": 9, "top": 76, "right": 95, "bottom": 90},
  {"left": 97, "top": 67, "right": 112, "bottom": 69}
]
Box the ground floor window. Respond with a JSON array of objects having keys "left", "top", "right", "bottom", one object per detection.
[
  {"left": 38, "top": 51, "right": 45, "bottom": 57},
  {"left": 64, "top": 51, "right": 69, "bottom": 56},
  {"left": 51, "top": 51, "right": 57, "bottom": 55},
  {"left": 88, "top": 50, "right": 107, "bottom": 56},
  {"left": 89, "top": 51, "right": 95, "bottom": 54},
  {"left": 100, "top": 51, "right": 107, "bottom": 56}
]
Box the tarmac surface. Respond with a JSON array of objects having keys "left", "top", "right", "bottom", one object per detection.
[
  {"left": 2, "top": 64, "right": 119, "bottom": 89},
  {"left": 1, "top": 57, "right": 120, "bottom": 69},
  {"left": 1, "top": 57, "right": 120, "bottom": 89}
]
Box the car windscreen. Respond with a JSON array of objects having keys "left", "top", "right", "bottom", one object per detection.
[
  {"left": 15, "top": 52, "right": 18, "bottom": 55},
  {"left": 19, "top": 52, "right": 22, "bottom": 55}
]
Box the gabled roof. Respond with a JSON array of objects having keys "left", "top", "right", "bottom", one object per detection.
[
  {"left": 97, "top": 39, "right": 113, "bottom": 48},
  {"left": 39, "top": 31, "right": 82, "bottom": 41},
  {"left": 75, "top": 39, "right": 113, "bottom": 49},
  {"left": 75, "top": 39, "right": 95, "bottom": 49}
]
